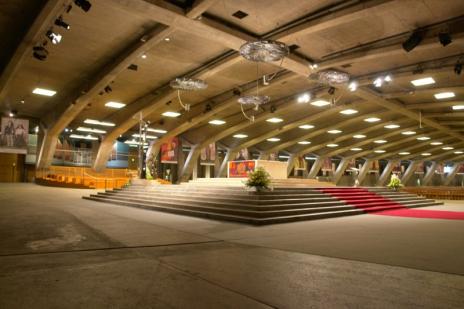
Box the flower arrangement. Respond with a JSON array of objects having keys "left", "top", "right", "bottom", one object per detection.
[
  {"left": 245, "top": 167, "right": 271, "bottom": 191},
  {"left": 387, "top": 174, "right": 403, "bottom": 191}
]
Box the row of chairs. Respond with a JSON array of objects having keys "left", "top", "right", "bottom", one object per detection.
[{"left": 403, "top": 187, "right": 464, "bottom": 200}]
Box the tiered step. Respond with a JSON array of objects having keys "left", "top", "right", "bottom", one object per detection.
[{"left": 83, "top": 182, "right": 443, "bottom": 225}]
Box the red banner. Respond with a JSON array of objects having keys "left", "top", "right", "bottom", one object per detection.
[
  {"left": 228, "top": 160, "right": 255, "bottom": 178},
  {"left": 161, "top": 137, "right": 179, "bottom": 164}
]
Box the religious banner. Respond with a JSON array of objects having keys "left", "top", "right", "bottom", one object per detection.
[
  {"left": 392, "top": 161, "right": 401, "bottom": 173},
  {"left": 200, "top": 143, "right": 216, "bottom": 166},
  {"left": 436, "top": 163, "right": 444, "bottom": 174},
  {"left": 415, "top": 161, "right": 425, "bottom": 174},
  {"left": 160, "top": 137, "right": 179, "bottom": 164},
  {"left": 235, "top": 148, "right": 249, "bottom": 161},
  {"left": 268, "top": 152, "right": 279, "bottom": 161},
  {"left": 370, "top": 160, "right": 380, "bottom": 173},
  {"left": 294, "top": 156, "right": 307, "bottom": 170},
  {"left": 321, "top": 157, "right": 332, "bottom": 171},
  {"left": 0, "top": 117, "right": 29, "bottom": 154},
  {"left": 228, "top": 160, "right": 255, "bottom": 178},
  {"left": 458, "top": 164, "right": 464, "bottom": 174},
  {"left": 347, "top": 158, "right": 356, "bottom": 171}
]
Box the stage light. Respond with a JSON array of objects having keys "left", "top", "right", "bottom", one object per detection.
[
  {"left": 455, "top": 61, "right": 462, "bottom": 75},
  {"left": 402, "top": 30, "right": 423, "bottom": 52},
  {"left": 74, "top": 0, "right": 91, "bottom": 12},
  {"left": 438, "top": 32, "right": 452, "bottom": 46},
  {"left": 55, "top": 16, "right": 70, "bottom": 30},
  {"left": 46, "top": 30, "right": 62, "bottom": 45},
  {"left": 33, "top": 46, "right": 48, "bottom": 61}
]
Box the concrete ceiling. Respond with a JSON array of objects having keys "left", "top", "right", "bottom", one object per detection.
[{"left": 1, "top": 0, "right": 464, "bottom": 163}]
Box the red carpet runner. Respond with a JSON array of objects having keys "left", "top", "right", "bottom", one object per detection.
[{"left": 319, "top": 188, "right": 464, "bottom": 220}]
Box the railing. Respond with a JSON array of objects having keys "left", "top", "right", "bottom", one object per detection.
[
  {"left": 403, "top": 186, "right": 464, "bottom": 200},
  {"left": 36, "top": 166, "right": 135, "bottom": 189}
]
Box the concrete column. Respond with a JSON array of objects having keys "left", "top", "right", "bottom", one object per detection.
[
  {"left": 401, "top": 161, "right": 419, "bottom": 184},
  {"left": 92, "top": 139, "right": 114, "bottom": 172},
  {"left": 179, "top": 146, "right": 201, "bottom": 183},
  {"left": 443, "top": 163, "right": 461, "bottom": 186},
  {"left": 307, "top": 157, "right": 324, "bottom": 179},
  {"left": 422, "top": 161, "right": 438, "bottom": 186},
  {"left": 333, "top": 158, "right": 350, "bottom": 185},
  {"left": 377, "top": 160, "right": 400, "bottom": 186},
  {"left": 357, "top": 159, "right": 372, "bottom": 184},
  {"left": 36, "top": 130, "right": 58, "bottom": 169},
  {"left": 216, "top": 149, "right": 238, "bottom": 178},
  {"left": 286, "top": 154, "right": 296, "bottom": 177},
  {"left": 258, "top": 152, "right": 270, "bottom": 160}
]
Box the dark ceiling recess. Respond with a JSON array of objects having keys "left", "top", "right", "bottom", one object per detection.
[
  {"left": 341, "top": 63, "right": 352, "bottom": 68},
  {"left": 232, "top": 10, "right": 248, "bottom": 19},
  {"left": 164, "top": 0, "right": 195, "bottom": 9},
  {"left": 288, "top": 44, "right": 300, "bottom": 52},
  {"left": 127, "top": 64, "right": 138, "bottom": 71}
]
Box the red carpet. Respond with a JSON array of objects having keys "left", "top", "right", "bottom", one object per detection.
[{"left": 319, "top": 188, "right": 464, "bottom": 221}]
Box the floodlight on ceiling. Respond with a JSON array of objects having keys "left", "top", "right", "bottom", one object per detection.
[
  {"left": 46, "top": 30, "right": 62, "bottom": 45},
  {"left": 170, "top": 77, "right": 208, "bottom": 112},
  {"left": 402, "top": 30, "right": 423, "bottom": 52},
  {"left": 55, "top": 16, "right": 70, "bottom": 30},
  {"left": 74, "top": 0, "right": 92, "bottom": 12},
  {"left": 438, "top": 32, "right": 452, "bottom": 47},
  {"left": 32, "top": 46, "right": 48, "bottom": 61}
]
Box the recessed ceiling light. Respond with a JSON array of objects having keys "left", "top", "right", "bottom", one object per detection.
[
  {"left": 209, "top": 119, "right": 226, "bottom": 125},
  {"left": 384, "top": 124, "right": 400, "bottom": 129},
  {"left": 266, "top": 117, "right": 283, "bottom": 123},
  {"left": 69, "top": 134, "right": 98, "bottom": 140},
  {"left": 442, "top": 146, "right": 454, "bottom": 150},
  {"left": 402, "top": 131, "right": 416, "bottom": 135},
  {"left": 452, "top": 105, "right": 464, "bottom": 110},
  {"left": 327, "top": 143, "right": 338, "bottom": 148},
  {"left": 105, "top": 101, "right": 126, "bottom": 109},
  {"left": 374, "top": 150, "right": 386, "bottom": 153},
  {"left": 84, "top": 119, "right": 115, "bottom": 127},
  {"left": 430, "top": 142, "right": 443, "bottom": 145},
  {"left": 164, "top": 37, "right": 170, "bottom": 42},
  {"left": 454, "top": 151, "right": 463, "bottom": 154},
  {"left": 267, "top": 138, "right": 280, "bottom": 142},
  {"left": 340, "top": 109, "right": 358, "bottom": 115},
  {"left": 327, "top": 129, "right": 342, "bottom": 134},
  {"left": 77, "top": 127, "right": 106, "bottom": 134},
  {"left": 353, "top": 134, "right": 366, "bottom": 139},
  {"left": 399, "top": 152, "right": 410, "bottom": 155},
  {"left": 147, "top": 128, "right": 167, "bottom": 134},
  {"left": 299, "top": 124, "right": 314, "bottom": 129},
  {"left": 132, "top": 133, "right": 158, "bottom": 140},
  {"left": 351, "top": 148, "right": 362, "bottom": 151},
  {"left": 411, "top": 77, "right": 435, "bottom": 86},
  {"left": 364, "top": 117, "right": 381, "bottom": 122},
  {"left": 162, "top": 111, "right": 181, "bottom": 117},
  {"left": 417, "top": 136, "right": 430, "bottom": 141},
  {"left": 141, "top": 54, "right": 147, "bottom": 59},
  {"left": 434, "top": 92, "right": 455, "bottom": 100},
  {"left": 233, "top": 134, "right": 248, "bottom": 138},
  {"left": 421, "top": 153, "right": 431, "bottom": 156},
  {"left": 32, "top": 87, "right": 56, "bottom": 96},
  {"left": 374, "top": 140, "right": 387, "bottom": 144},
  {"left": 297, "top": 93, "right": 311, "bottom": 103},
  {"left": 310, "top": 100, "right": 330, "bottom": 107},
  {"left": 298, "top": 141, "right": 311, "bottom": 145}
]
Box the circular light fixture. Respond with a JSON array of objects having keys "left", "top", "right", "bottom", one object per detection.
[
  {"left": 317, "top": 70, "right": 350, "bottom": 84},
  {"left": 170, "top": 77, "right": 208, "bottom": 91},
  {"left": 238, "top": 95, "right": 271, "bottom": 109},
  {"left": 239, "top": 40, "right": 289, "bottom": 62}
]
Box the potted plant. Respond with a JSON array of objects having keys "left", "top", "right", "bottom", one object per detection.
[
  {"left": 387, "top": 174, "right": 403, "bottom": 191},
  {"left": 245, "top": 167, "right": 271, "bottom": 192}
]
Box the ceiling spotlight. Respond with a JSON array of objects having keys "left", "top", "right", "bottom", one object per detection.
[
  {"left": 55, "top": 16, "right": 70, "bottom": 30},
  {"left": 297, "top": 93, "right": 311, "bottom": 103},
  {"left": 104, "top": 86, "right": 112, "bottom": 93},
  {"left": 384, "top": 75, "right": 392, "bottom": 82},
  {"left": 205, "top": 103, "right": 212, "bottom": 112},
  {"left": 141, "top": 54, "right": 147, "bottom": 59},
  {"left": 438, "top": 32, "right": 452, "bottom": 47},
  {"left": 455, "top": 61, "right": 462, "bottom": 75},
  {"left": 46, "top": 30, "right": 62, "bottom": 44},
  {"left": 373, "top": 77, "right": 383, "bottom": 88},
  {"left": 32, "top": 46, "right": 48, "bottom": 61},
  {"left": 402, "top": 30, "right": 423, "bottom": 52},
  {"left": 328, "top": 87, "right": 335, "bottom": 95},
  {"left": 9, "top": 110, "right": 17, "bottom": 117},
  {"left": 348, "top": 81, "right": 358, "bottom": 92},
  {"left": 74, "top": 0, "right": 91, "bottom": 12}
]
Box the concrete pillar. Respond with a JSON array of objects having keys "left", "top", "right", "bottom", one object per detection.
[
  {"left": 443, "top": 163, "right": 461, "bottom": 186},
  {"left": 92, "top": 139, "right": 114, "bottom": 172},
  {"left": 179, "top": 146, "right": 201, "bottom": 183},
  {"left": 333, "top": 158, "right": 350, "bottom": 185},
  {"left": 357, "top": 159, "right": 372, "bottom": 184},
  {"left": 216, "top": 150, "right": 238, "bottom": 178},
  {"left": 36, "top": 130, "right": 58, "bottom": 169},
  {"left": 401, "top": 161, "right": 419, "bottom": 185},
  {"left": 258, "top": 152, "right": 270, "bottom": 160},
  {"left": 377, "top": 160, "right": 400, "bottom": 186},
  {"left": 286, "top": 154, "right": 296, "bottom": 177},
  {"left": 308, "top": 157, "right": 324, "bottom": 179},
  {"left": 422, "top": 161, "right": 438, "bottom": 186}
]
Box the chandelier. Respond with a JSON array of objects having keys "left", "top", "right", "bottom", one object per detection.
[
  {"left": 317, "top": 70, "right": 350, "bottom": 84},
  {"left": 170, "top": 77, "right": 208, "bottom": 111},
  {"left": 239, "top": 40, "right": 289, "bottom": 63}
]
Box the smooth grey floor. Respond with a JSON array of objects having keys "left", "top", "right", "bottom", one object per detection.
[{"left": 1, "top": 183, "right": 463, "bottom": 308}]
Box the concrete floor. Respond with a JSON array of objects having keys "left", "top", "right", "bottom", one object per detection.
[{"left": 1, "top": 184, "right": 463, "bottom": 308}]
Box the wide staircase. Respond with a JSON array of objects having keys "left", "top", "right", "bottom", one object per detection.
[{"left": 83, "top": 179, "right": 442, "bottom": 225}]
